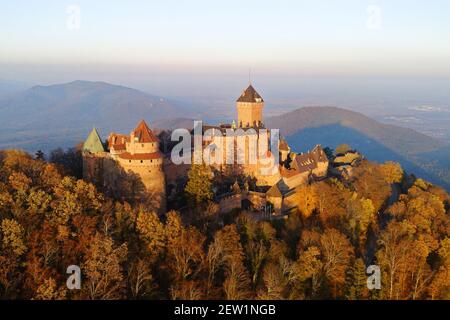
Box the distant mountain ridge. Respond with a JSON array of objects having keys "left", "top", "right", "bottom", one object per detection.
[
  {"left": 0, "top": 80, "right": 197, "bottom": 151},
  {"left": 1, "top": 80, "right": 183, "bottom": 125}
]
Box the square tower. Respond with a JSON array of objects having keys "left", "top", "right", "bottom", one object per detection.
[{"left": 236, "top": 85, "right": 264, "bottom": 128}]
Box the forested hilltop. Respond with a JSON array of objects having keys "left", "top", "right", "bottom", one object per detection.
[{"left": 0, "top": 149, "right": 448, "bottom": 300}]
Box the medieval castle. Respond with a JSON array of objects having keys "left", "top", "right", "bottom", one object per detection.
[{"left": 82, "top": 84, "right": 329, "bottom": 215}]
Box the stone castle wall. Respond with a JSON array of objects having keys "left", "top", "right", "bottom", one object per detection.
[
  {"left": 82, "top": 152, "right": 108, "bottom": 186},
  {"left": 126, "top": 140, "right": 159, "bottom": 154},
  {"left": 83, "top": 152, "right": 166, "bottom": 212},
  {"left": 117, "top": 157, "right": 165, "bottom": 192},
  {"left": 312, "top": 161, "right": 328, "bottom": 177}
]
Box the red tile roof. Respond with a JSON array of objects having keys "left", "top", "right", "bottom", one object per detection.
[
  {"left": 133, "top": 120, "right": 159, "bottom": 143},
  {"left": 108, "top": 133, "right": 129, "bottom": 150}
]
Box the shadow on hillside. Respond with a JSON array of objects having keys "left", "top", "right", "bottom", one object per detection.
[{"left": 286, "top": 123, "right": 449, "bottom": 190}]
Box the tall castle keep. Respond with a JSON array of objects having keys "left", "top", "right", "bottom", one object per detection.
[
  {"left": 236, "top": 84, "right": 265, "bottom": 128},
  {"left": 82, "top": 120, "right": 165, "bottom": 211}
]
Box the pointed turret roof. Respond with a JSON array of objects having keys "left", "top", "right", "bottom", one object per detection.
[
  {"left": 132, "top": 120, "right": 158, "bottom": 143},
  {"left": 279, "top": 139, "right": 290, "bottom": 151},
  {"left": 236, "top": 85, "right": 264, "bottom": 103},
  {"left": 83, "top": 127, "right": 105, "bottom": 153}
]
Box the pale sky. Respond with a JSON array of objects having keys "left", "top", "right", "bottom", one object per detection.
[{"left": 1, "top": 0, "right": 450, "bottom": 79}]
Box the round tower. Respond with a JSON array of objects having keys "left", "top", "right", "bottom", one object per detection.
[{"left": 116, "top": 120, "right": 166, "bottom": 212}]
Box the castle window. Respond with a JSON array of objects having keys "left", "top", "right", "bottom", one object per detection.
[
  {"left": 140, "top": 160, "right": 143, "bottom": 163},
  {"left": 151, "top": 159, "right": 153, "bottom": 163},
  {"left": 142, "top": 144, "right": 144, "bottom": 147},
  {"left": 129, "top": 160, "right": 131, "bottom": 163}
]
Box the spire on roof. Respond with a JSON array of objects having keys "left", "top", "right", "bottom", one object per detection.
[
  {"left": 132, "top": 120, "right": 158, "bottom": 143},
  {"left": 83, "top": 127, "right": 105, "bottom": 153},
  {"left": 236, "top": 84, "right": 264, "bottom": 103}
]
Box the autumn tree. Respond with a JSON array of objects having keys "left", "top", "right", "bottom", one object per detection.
[
  {"left": 351, "top": 161, "right": 392, "bottom": 213},
  {"left": 345, "top": 194, "right": 375, "bottom": 250},
  {"left": 136, "top": 211, "right": 166, "bottom": 258},
  {"left": 379, "top": 161, "right": 403, "bottom": 184},
  {"left": 257, "top": 262, "right": 288, "bottom": 300},
  {"left": 291, "top": 184, "right": 318, "bottom": 218},
  {"left": 313, "top": 179, "right": 353, "bottom": 229},
  {"left": 376, "top": 221, "right": 417, "bottom": 299},
  {"left": 345, "top": 258, "right": 370, "bottom": 300},
  {"left": 223, "top": 258, "right": 252, "bottom": 300},
  {"left": 128, "top": 258, "right": 157, "bottom": 299},
  {"left": 0, "top": 218, "right": 27, "bottom": 298},
  {"left": 185, "top": 164, "right": 213, "bottom": 205},
  {"left": 237, "top": 215, "right": 276, "bottom": 287},
  {"left": 428, "top": 238, "right": 450, "bottom": 299},
  {"left": 82, "top": 233, "right": 128, "bottom": 300},
  {"left": 170, "top": 280, "right": 204, "bottom": 300},
  {"left": 33, "top": 278, "right": 66, "bottom": 300},
  {"left": 319, "top": 228, "right": 354, "bottom": 298},
  {"left": 292, "top": 246, "right": 323, "bottom": 298},
  {"left": 1, "top": 219, "right": 27, "bottom": 256},
  {"left": 206, "top": 224, "right": 251, "bottom": 299},
  {"left": 167, "top": 226, "right": 206, "bottom": 281}
]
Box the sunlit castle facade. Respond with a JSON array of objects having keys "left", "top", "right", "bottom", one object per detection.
[
  {"left": 199, "top": 84, "right": 280, "bottom": 186},
  {"left": 82, "top": 120, "right": 165, "bottom": 212}
]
